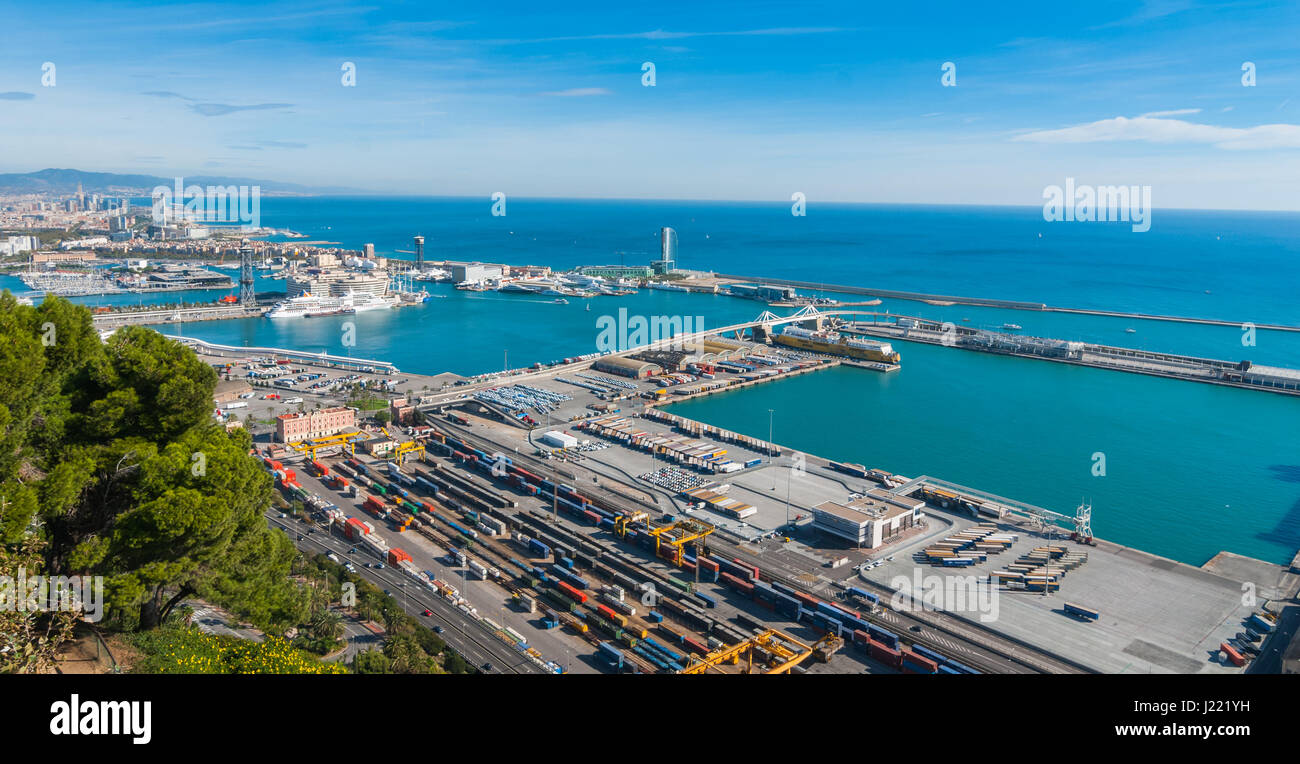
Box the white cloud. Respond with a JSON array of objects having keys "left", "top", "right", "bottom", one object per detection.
[
  {"left": 1139, "top": 108, "right": 1201, "bottom": 118},
  {"left": 1013, "top": 114, "right": 1300, "bottom": 150}
]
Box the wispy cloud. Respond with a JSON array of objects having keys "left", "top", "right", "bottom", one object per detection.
[
  {"left": 496, "top": 27, "right": 851, "bottom": 44},
  {"left": 189, "top": 102, "right": 293, "bottom": 116},
  {"left": 540, "top": 88, "right": 612, "bottom": 97},
  {"left": 0, "top": 92, "right": 36, "bottom": 100},
  {"left": 1014, "top": 114, "right": 1300, "bottom": 150},
  {"left": 1139, "top": 108, "right": 1201, "bottom": 118},
  {"left": 143, "top": 90, "right": 292, "bottom": 116}
]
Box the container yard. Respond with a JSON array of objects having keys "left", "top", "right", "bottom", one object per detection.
[{"left": 256, "top": 323, "right": 1296, "bottom": 676}]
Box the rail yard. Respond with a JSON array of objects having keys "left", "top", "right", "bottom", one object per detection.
[{"left": 253, "top": 319, "right": 1294, "bottom": 674}]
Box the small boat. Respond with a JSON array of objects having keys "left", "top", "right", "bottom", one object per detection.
[
  {"left": 552, "top": 298, "right": 568, "bottom": 305},
  {"left": 1001, "top": 323, "right": 1023, "bottom": 331},
  {"left": 961, "top": 317, "right": 970, "bottom": 322},
  {"left": 1124, "top": 328, "right": 1137, "bottom": 333},
  {"left": 585, "top": 303, "right": 591, "bottom": 311}
]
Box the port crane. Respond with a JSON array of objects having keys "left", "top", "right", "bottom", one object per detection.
[
  {"left": 646, "top": 519, "right": 715, "bottom": 567},
  {"left": 679, "top": 629, "right": 815, "bottom": 674},
  {"left": 287, "top": 431, "right": 368, "bottom": 461},
  {"left": 392, "top": 440, "right": 425, "bottom": 465}
]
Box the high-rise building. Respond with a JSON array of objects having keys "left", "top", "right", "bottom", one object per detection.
[
  {"left": 363, "top": 243, "right": 375, "bottom": 259},
  {"left": 653, "top": 226, "right": 677, "bottom": 274},
  {"left": 413, "top": 235, "right": 424, "bottom": 270}
]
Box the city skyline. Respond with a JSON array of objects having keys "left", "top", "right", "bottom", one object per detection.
[{"left": 2, "top": 1, "right": 1300, "bottom": 209}]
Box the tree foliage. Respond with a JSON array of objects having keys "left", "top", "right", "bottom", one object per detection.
[{"left": 0, "top": 293, "right": 307, "bottom": 653}]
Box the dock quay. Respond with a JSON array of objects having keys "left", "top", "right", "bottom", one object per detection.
[
  {"left": 715, "top": 273, "right": 1300, "bottom": 332},
  {"left": 94, "top": 304, "right": 267, "bottom": 327},
  {"left": 840, "top": 314, "right": 1300, "bottom": 395},
  {"left": 169, "top": 336, "right": 399, "bottom": 374}
]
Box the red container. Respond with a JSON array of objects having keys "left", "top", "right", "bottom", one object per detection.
[
  {"left": 902, "top": 650, "right": 938, "bottom": 673},
  {"left": 793, "top": 591, "right": 821, "bottom": 608},
  {"left": 869, "top": 640, "right": 902, "bottom": 669},
  {"left": 557, "top": 581, "right": 587, "bottom": 603},
  {"left": 596, "top": 603, "right": 617, "bottom": 620},
  {"left": 1220, "top": 643, "right": 1246, "bottom": 667},
  {"left": 720, "top": 572, "right": 748, "bottom": 589},
  {"left": 282, "top": 468, "right": 296, "bottom": 483},
  {"left": 583, "top": 510, "right": 600, "bottom": 523},
  {"left": 853, "top": 629, "right": 870, "bottom": 645},
  {"left": 699, "top": 557, "right": 720, "bottom": 571},
  {"left": 682, "top": 637, "right": 709, "bottom": 656},
  {"left": 311, "top": 460, "right": 328, "bottom": 476},
  {"left": 388, "top": 548, "right": 412, "bottom": 565},
  {"left": 421, "top": 501, "right": 436, "bottom": 513},
  {"left": 829, "top": 602, "right": 861, "bottom": 620}
]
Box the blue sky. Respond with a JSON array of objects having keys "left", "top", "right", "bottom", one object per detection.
[{"left": 2, "top": 0, "right": 1299, "bottom": 208}]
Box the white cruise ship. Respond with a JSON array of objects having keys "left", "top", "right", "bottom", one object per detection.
[
  {"left": 347, "top": 292, "right": 399, "bottom": 312},
  {"left": 267, "top": 292, "right": 398, "bottom": 318},
  {"left": 267, "top": 293, "right": 350, "bottom": 318}
]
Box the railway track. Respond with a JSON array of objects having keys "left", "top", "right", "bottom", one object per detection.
[{"left": 426, "top": 416, "right": 1096, "bottom": 674}]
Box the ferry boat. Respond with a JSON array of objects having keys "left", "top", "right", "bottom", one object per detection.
[{"left": 773, "top": 325, "right": 900, "bottom": 363}]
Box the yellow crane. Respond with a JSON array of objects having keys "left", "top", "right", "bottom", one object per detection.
[
  {"left": 613, "top": 512, "right": 648, "bottom": 537},
  {"left": 393, "top": 440, "right": 425, "bottom": 465},
  {"left": 647, "top": 519, "right": 715, "bottom": 567},
  {"left": 679, "top": 629, "right": 813, "bottom": 674},
  {"left": 287, "top": 431, "right": 369, "bottom": 461}
]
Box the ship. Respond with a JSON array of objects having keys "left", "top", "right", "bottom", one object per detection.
[
  {"left": 345, "top": 292, "right": 400, "bottom": 312},
  {"left": 773, "top": 325, "right": 900, "bottom": 363},
  {"left": 266, "top": 292, "right": 397, "bottom": 318},
  {"left": 267, "top": 293, "right": 349, "bottom": 318},
  {"left": 1001, "top": 323, "right": 1023, "bottom": 331}
]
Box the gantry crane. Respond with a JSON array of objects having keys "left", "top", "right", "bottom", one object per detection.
[
  {"left": 393, "top": 440, "right": 425, "bottom": 465},
  {"left": 679, "top": 629, "right": 814, "bottom": 674},
  {"left": 614, "top": 512, "right": 648, "bottom": 537},
  {"left": 287, "top": 431, "right": 369, "bottom": 461},
  {"left": 647, "top": 519, "right": 715, "bottom": 567}
]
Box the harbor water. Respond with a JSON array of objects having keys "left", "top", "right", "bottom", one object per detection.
[{"left": 5, "top": 197, "right": 1297, "bottom": 565}]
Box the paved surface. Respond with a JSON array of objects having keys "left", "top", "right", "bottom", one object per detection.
[
  {"left": 282, "top": 467, "right": 592, "bottom": 674},
  {"left": 268, "top": 513, "right": 550, "bottom": 674}
]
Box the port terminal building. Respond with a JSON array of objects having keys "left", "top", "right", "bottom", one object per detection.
[
  {"left": 593, "top": 356, "right": 662, "bottom": 378},
  {"left": 275, "top": 406, "right": 357, "bottom": 443},
  {"left": 812, "top": 489, "right": 925, "bottom": 548}
]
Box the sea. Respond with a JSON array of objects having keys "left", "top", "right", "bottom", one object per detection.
[{"left": 4, "top": 196, "right": 1297, "bottom": 565}]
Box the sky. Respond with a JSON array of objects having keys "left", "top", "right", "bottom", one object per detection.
[{"left": 1, "top": 0, "right": 1299, "bottom": 209}]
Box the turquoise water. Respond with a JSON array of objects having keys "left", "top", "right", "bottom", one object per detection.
[
  {"left": 665, "top": 343, "right": 1300, "bottom": 567},
  {"left": 7, "top": 197, "right": 1296, "bottom": 565}
]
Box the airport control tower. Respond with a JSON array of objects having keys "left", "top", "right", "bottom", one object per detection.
[{"left": 653, "top": 226, "right": 677, "bottom": 274}]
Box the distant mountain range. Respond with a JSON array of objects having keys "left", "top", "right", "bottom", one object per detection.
[{"left": 0, "top": 168, "right": 356, "bottom": 195}]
